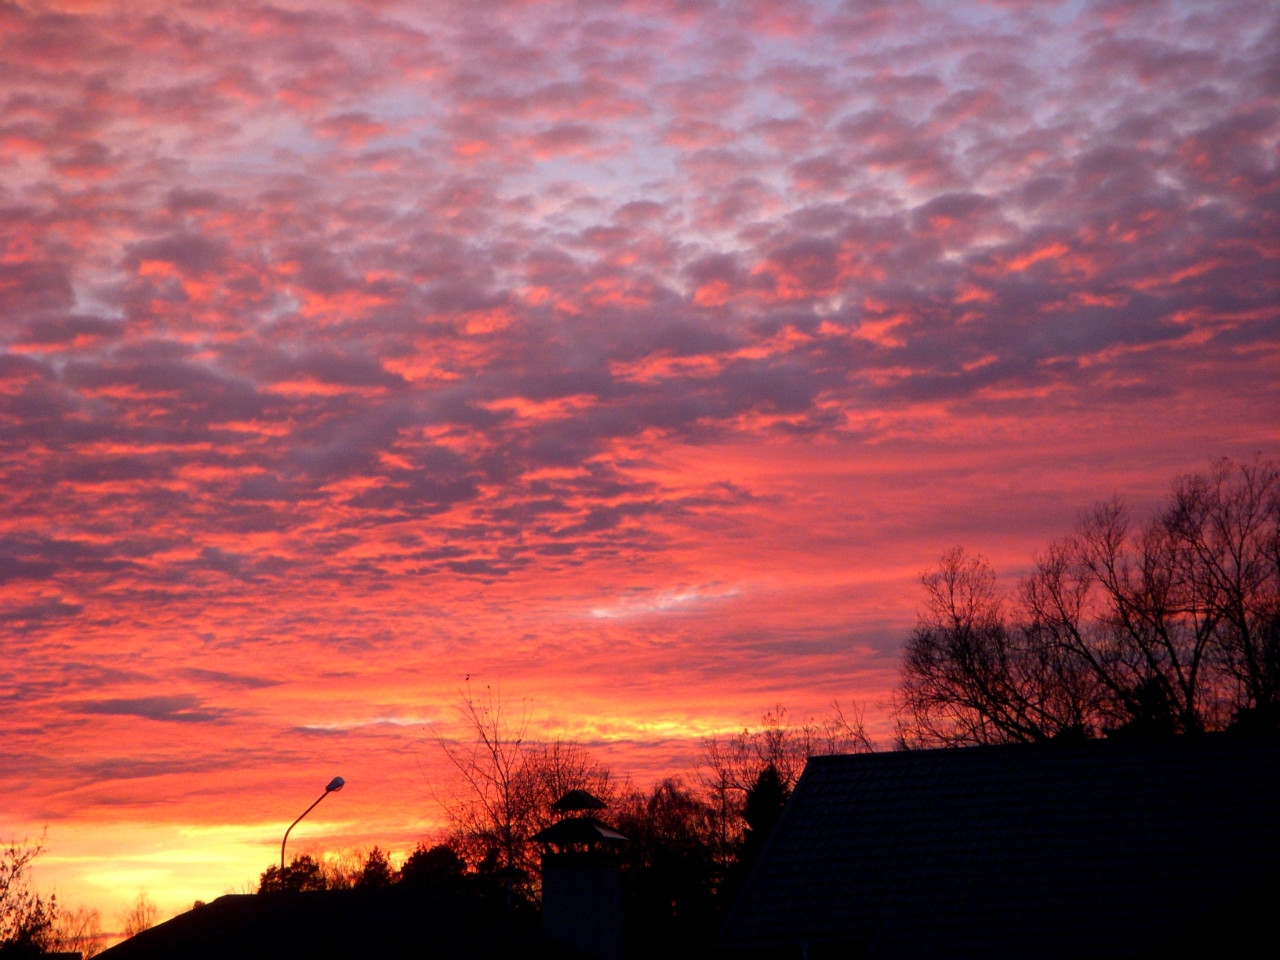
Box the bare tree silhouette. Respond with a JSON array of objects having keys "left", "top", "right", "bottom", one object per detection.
[
  {"left": 896, "top": 458, "right": 1280, "bottom": 745},
  {"left": 434, "top": 684, "right": 612, "bottom": 905},
  {"left": 50, "top": 905, "right": 104, "bottom": 958},
  {"left": 119, "top": 891, "right": 158, "bottom": 940},
  {"left": 0, "top": 836, "right": 57, "bottom": 954}
]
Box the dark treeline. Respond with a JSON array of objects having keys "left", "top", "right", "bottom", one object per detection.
[
  {"left": 256, "top": 698, "right": 872, "bottom": 950},
  {"left": 894, "top": 457, "right": 1280, "bottom": 746},
  {"left": 54, "top": 455, "right": 1270, "bottom": 955}
]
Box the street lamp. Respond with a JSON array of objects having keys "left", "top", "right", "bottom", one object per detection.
[{"left": 281, "top": 776, "right": 345, "bottom": 873}]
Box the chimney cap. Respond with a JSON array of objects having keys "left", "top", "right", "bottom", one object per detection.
[{"left": 551, "top": 789, "right": 607, "bottom": 811}]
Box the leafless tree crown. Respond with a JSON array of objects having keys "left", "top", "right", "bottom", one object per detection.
[
  {"left": 433, "top": 685, "right": 614, "bottom": 900},
  {"left": 0, "top": 836, "right": 57, "bottom": 951},
  {"left": 896, "top": 458, "right": 1280, "bottom": 746}
]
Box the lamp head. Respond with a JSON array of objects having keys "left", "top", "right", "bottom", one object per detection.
[{"left": 326, "top": 776, "right": 345, "bottom": 793}]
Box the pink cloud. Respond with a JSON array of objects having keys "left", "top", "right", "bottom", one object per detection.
[{"left": 315, "top": 111, "right": 389, "bottom": 146}]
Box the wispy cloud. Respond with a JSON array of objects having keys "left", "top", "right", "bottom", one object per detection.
[
  {"left": 69, "top": 696, "right": 228, "bottom": 724},
  {"left": 590, "top": 584, "right": 741, "bottom": 619}
]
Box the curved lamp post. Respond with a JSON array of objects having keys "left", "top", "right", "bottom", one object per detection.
[{"left": 281, "top": 776, "right": 345, "bottom": 872}]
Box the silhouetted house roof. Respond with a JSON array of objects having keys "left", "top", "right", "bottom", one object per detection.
[
  {"left": 721, "top": 734, "right": 1280, "bottom": 960},
  {"left": 534, "top": 816, "right": 629, "bottom": 846},
  {"left": 96, "top": 886, "right": 588, "bottom": 960}
]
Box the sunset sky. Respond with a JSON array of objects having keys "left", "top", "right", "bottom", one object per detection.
[{"left": 3, "top": 0, "right": 1278, "bottom": 928}]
